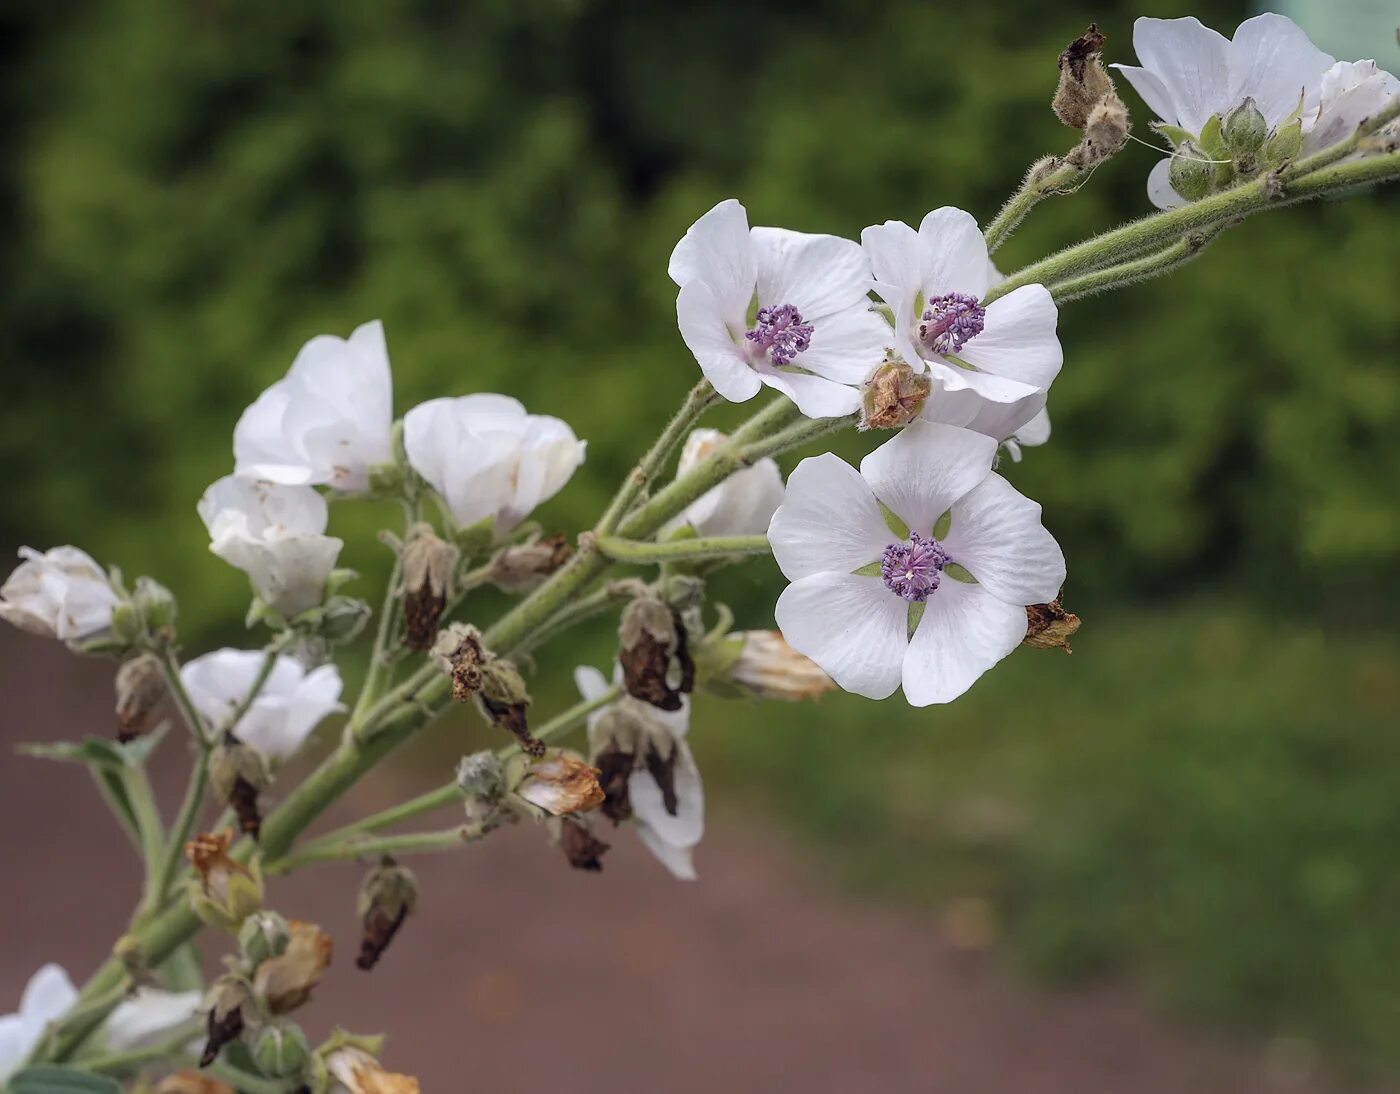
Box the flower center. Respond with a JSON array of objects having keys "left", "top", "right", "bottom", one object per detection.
[
  {"left": 745, "top": 303, "right": 814, "bottom": 367},
  {"left": 918, "top": 292, "right": 985, "bottom": 356},
  {"left": 881, "top": 532, "right": 951, "bottom": 602}
]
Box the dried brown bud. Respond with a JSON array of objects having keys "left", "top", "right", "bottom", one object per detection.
[
  {"left": 618, "top": 598, "right": 694, "bottom": 711},
  {"left": 593, "top": 739, "right": 637, "bottom": 823},
  {"left": 209, "top": 732, "right": 271, "bottom": 840},
  {"left": 252, "top": 919, "right": 332, "bottom": 1014},
  {"left": 400, "top": 524, "right": 458, "bottom": 651},
  {"left": 1053, "top": 24, "right": 1111, "bottom": 129},
  {"left": 1024, "top": 597, "right": 1082, "bottom": 652},
  {"left": 356, "top": 857, "right": 418, "bottom": 971},
  {"left": 114, "top": 652, "right": 164, "bottom": 742},
  {"left": 860, "top": 357, "right": 931, "bottom": 431},
  {"left": 489, "top": 533, "right": 573, "bottom": 592},
  {"left": 558, "top": 816, "right": 609, "bottom": 871},
  {"left": 155, "top": 1072, "right": 235, "bottom": 1094},
  {"left": 478, "top": 658, "right": 542, "bottom": 755},
  {"left": 432, "top": 623, "right": 487, "bottom": 703},
  {"left": 1067, "top": 94, "right": 1131, "bottom": 169},
  {"left": 326, "top": 1046, "right": 421, "bottom": 1094},
  {"left": 185, "top": 829, "right": 264, "bottom": 932},
  {"left": 514, "top": 751, "right": 605, "bottom": 816},
  {"left": 199, "top": 974, "right": 254, "bottom": 1067}
]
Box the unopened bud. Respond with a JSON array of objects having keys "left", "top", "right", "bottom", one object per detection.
[
  {"left": 253, "top": 1021, "right": 311, "bottom": 1078},
  {"left": 199, "top": 974, "right": 255, "bottom": 1067},
  {"left": 1067, "top": 94, "right": 1130, "bottom": 168},
  {"left": 1223, "top": 96, "right": 1268, "bottom": 162},
  {"left": 320, "top": 595, "right": 372, "bottom": 644},
  {"left": 400, "top": 524, "right": 458, "bottom": 650},
  {"left": 1024, "top": 597, "right": 1082, "bottom": 652},
  {"left": 488, "top": 533, "right": 573, "bottom": 593},
  {"left": 513, "top": 750, "right": 605, "bottom": 817},
  {"left": 253, "top": 919, "right": 332, "bottom": 1014},
  {"left": 239, "top": 910, "right": 292, "bottom": 967},
  {"left": 132, "top": 576, "right": 178, "bottom": 637},
  {"left": 558, "top": 816, "right": 609, "bottom": 871},
  {"left": 114, "top": 652, "right": 165, "bottom": 742},
  {"left": 186, "top": 829, "right": 264, "bottom": 933},
  {"left": 209, "top": 732, "right": 271, "bottom": 840},
  {"left": 718, "top": 631, "right": 836, "bottom": 701},
  {"left": 861, "top": 358, "right": 931, "bottom": 430},
  {"left": 1052, "top": 23, "right": 1111, "bottom": 129},
  {"left": 1262, "top": 117, "right": 1303, "bottom": 168},
  {"left": 456, "top": 750, "right": 505, "bottom": 803},
  {"left": 618, "top": 597, "right": 694, "bottom": 712},
  {"left": 1167, "top": 142, "right": 1216, "bottom": 202},
  {"left": 356, "top": 857, "right": 418, "bottom": 970}
]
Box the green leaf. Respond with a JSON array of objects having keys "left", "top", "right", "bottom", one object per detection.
[
  {"left": 878, "top": 501, "right": 908, "bottom": 539},
  {"left": 8, "top": 1066, "right": 123, "bottom": 1094},
  {"left": 18, "top": 738, "right": 129, "bottom": 771}
]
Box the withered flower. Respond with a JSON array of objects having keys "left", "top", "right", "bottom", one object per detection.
[
  {"left": 558, "top": 816, "right": 610, "bottom": 872},
  {"left": 325, "top": 1046, "right": 420, "bottom": 1094},
  {"left": 513, "top": 750, "right": 605, "bottom": 817},
  {"left": 253, "top": 919, "right": 332, "bottom": 1014},
  {"left": 860, "top": 358, "right": 931, "bottom": 431},
  {"left": 488, "top": 533, "right": 573, "bottom": 592},
  {"left": 199, "top": 974, "right": 254, "bottom": 1068},
  {"left": 185, "top": 829, "right": 263, "bottom": 933},
  {"left": 618, "top": 597, "right": 694, "bottom": 711},
  {"left": 356, "top": 857, "right": 418, "bottom": 971},
  {"left": 114, "top": 652, "right": 165, "bottom": 742},
  {"left": 399, "top": 524, "right": 457, "bottom": 651},
  {"left": 1024, "top": 597, "right": 1082, "bottom": 652},
  {"left": 433, "top": 624, "right": 544, "bottom": 753},
  {"left": 209, "top": 732, "right": 271, "bottom": 840},
  {"left": 1052, "top": 24, "right": 1131, "bottom": 168},
  {"left": 723, "top": 631, "right": 836, "bottom": 701}
]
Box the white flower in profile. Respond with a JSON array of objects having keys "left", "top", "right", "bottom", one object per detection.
[
  {"left": 181, "top": 648, "right": 343, "bottom": 761},
  {"left": 103, "top": 986, "right": 202, "bottom": 1052},
  {"left": 403, "top": 394, "right": 586, "bottom": 533},
  {"left": 1110, "top": 15, "right": 1335, "bottom": 208},
  {"left": 1303, "top": 60, "right": 1400, "bottom": 155},
  {"left": 768, "top": 421, "right": 1065, "bottom": 706},
  {"left": 0, "top": 546, "right": 118, "bottom": 641},
  {"left": 575, "top": 666, "right": 703, "bottom": 880},
  {"left": 862, "top": 209, "right": 1062, "bottom": 411},
  {"left": 234, "top": 320, "right": 394, "bottom": 493},
  {"left": 665, "top": 428, "right": 785, "bottom": 537},
  {"left": 669, "top": 199, "right": 889, "bottom": 419},
  {"left": 919, "top": 382, "right": 1050, "bottom": 463},
  {"left": 198, "top": 476, "right": 343, "bottom": 619}
]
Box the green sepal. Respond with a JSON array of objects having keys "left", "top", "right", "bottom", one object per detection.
[
  {"left": 878, "top": 501, "right": 909, "bottom": 539},
  {"left": 1150, "top": 121, "right": 1197, "bottom": 149},
  {"left": 945, "top": 563, "right": 978, "bottom": 583},
  {"left": 851, "top": 560, "right": 883, "bottom": 578}
]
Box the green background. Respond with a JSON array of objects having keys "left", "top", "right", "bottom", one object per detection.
[{"left": 2, "top": 0, "right": 1398, "bottom": 1075}]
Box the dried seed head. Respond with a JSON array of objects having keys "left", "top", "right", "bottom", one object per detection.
[
  {"left": 1053, "top": 23, "right": 1111, "bottom": 129},
  {"left": 1024, "top": 597, "right": 1082, "bottom": 652},
  {"left": 400, "top": 524, "right": 458, "bottom": 651},
  {"left": 252, "top": 919, "right": 332, "bottom": 1014},
  {"left": 488, "top": 533, "right": 573, "bottom": 593},
  {"left": 114, "top": 652, "right": 165, "bottom": 742},
  {"left": 618, "top": 598, "right": 694, "bottom": 711},
  {"left": 514, "top": 750, "right": 605, "bottom": 817},
  {"left": 558, "top": 816, "right": 610, "bottom": 871},
  {"left": 860, "top": 358, "right": 931, "bottom": 431},
  {"left": 209, "top": 732, "right": 271, "bottom": 840},
  {"left": 432, "top": 623, "right": 486, "bottom": 702},
  {"left": 199, "top": 974, "right": 255, "bottom": 1067},
  {"left": 356, "top": 857, "right": 418, "bottom": 971}
]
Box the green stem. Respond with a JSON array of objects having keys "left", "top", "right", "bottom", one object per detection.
[
  {"left": 28, "top": 978, "right": 132, "bottom": 1066},
  {"left": 156, "top": 647, "right": 211, "bottom": 747},
  {"left": 125, "top": 765, "right": 165, "bottom": 905},
  {"left": 351, "top": 552, "right": 405, "bottom": 723},
  {"left": 595, "top": 378, "right": 716, "bottom": 534},
  {"left": 1049, "top": 227, "right": 1222, "bottom": 303},
  {"left": 81, "top": 1021, "right": 203, "bottom": 1077},
  {"left": 595, "top": 533, "right": 770, "bottom": 564},
  {"left": 1280, "top": 98, "right": 1400, "bottom": 183},
  {"left": 983, "top": 158, "right": 1086, "bottom": 253},
  {"left": 266, "top": 824, "right": 486, "bottom": 874},
  {"left": 510, "top": 578, "right": 642, "bottom": 657},
  {"left": 205, "top": 1062, "right": 301, "bottom": 1094}
]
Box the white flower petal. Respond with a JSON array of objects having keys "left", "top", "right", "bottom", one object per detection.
[
  {"left": 676, "top": 280, "right": 765, "bottom": 404},
  {"left": 858, "top": 420, "right": 996, "bottom": 537},
  {"left": 920, "top": 382, "right": 1046, "bottom": 445},
  {"left": 181, "top": 650, "right": 341, "bottom": 762},
  {"left": 0, "top": 1015, "right": 37, "bottom": 1084},
  {"left": 793, "top": 303, "right": 892, "bottom": 385},
  {"left": 1129, "top": 16, "right": 1232, "bottom": 134},
  {"left": 667, "top": 199, "right": 756, "bottom": 320},
  {"left": 629, "top": 739, "right": 703, "bottom": 849},
  {"left": 104, "top": 988, "right": 201, "bottom": 1051},
  {"left": 943, "top": 473, "right": 1065, "bottom": 605},
  {"left": 924, "top": 359, "right": 1044, "bottom": 406},
  {"left": 1304, "top": 60, "right": 1400, "bottom": 153},
  {"left": 20, "top": 964, "right": 78, "bottom": 1024},
  {"left": 0, "top": 546, "right": 117, "bottom": 641},
  {"left": 902, "top": 579, "right": 1027, "bottom": 706},
  {"left": 775, "top": 572, "right": 907, "bottom": 700},
  {"left": 755, "top": 367, "right": 862, "bottom": 419},
  {"left": 680, "top": 456, "right": 785, "bottom": 538},
  {"left": 1111, "top": 63, "right": 1182, "bottom": 127},
  {"left": 1014, "top": 407, "right": 1052, "bottom": 448},
  {"left": 1228, "top": 13, "right": 1334, "bottom": 128},
  {"left": 751, "top": 227, "right": 872, "bottom": 321},
  {"left": 767, "top": 453, "right": 889, "bottom": 580},
  {"left": 1146, "top": 157, "right": 1187, "bottom": 211},
  {"left": 916, "top": 208, "right": 991, "bottom": 300},
  {"left": 958, "top": 285, "right": 1062, "bottom": 390},
  {"left": 636, "top": 825, "right": 697, "bottom": 880}
]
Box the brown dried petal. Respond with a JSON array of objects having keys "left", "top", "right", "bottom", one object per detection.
[
  {"left": 1053, "top": 23, "right": 1115, "bottom": 130},
  {"left": 594, "top": 744, "right": 635, "bottom": 824},
  {"left": 228, "top": 775, "right": 262, "bottom": 840},
  {"left": 402, "top": 587, "right": 447, "bottom": 652},
  {"left": 644, "top": 740, "right": 680, "bottom": 817},
  {"left": 185, "top": 830, "right": 251, "bottom": 901},
  {"left": 560, "top": 816, "right": 610, "bottom": 871},
  {"left": 1024, "top": 598, "right": 1082, "bottom": 652},
  {"left": 253, "top": 920, "right": 332, "bottom": 1014},
  {"left": 619, "top": 600, "right": 693, "bottom": 711},
  {"left": 115, "top": 652, "right": 164, "bottom": 742},
  {"left": 357, "top": 902, "right": 409, "bottom": 971},
  {"left": 199, "top": 1005, "right": 244, "bottom": 1067},
  {"left": 156, "top": 1072, "right": 236, "bottom": 1094},
  {"left": 861, "top": 360, "right": 931, "bottom": 431}
]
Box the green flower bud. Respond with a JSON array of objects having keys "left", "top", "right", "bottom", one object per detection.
[
  {"left": 132, "top": 576, "right": 178, "bottom": 637},
  {"left": 253, "top": 1022, "right": 311, "bottom": 1078},
  {"left": 239, "top": 910, "right": 292, "bottom": 967},
  {"left": 1263, "top": 118, "right": 1303, "bottom": 168},
  {"left": 107, "top": 601, "right": 145, "bottom": 647},
  {"left": 319, "top": 595, "right": 372, "bottom": 644},
  {"left": 1167, "top": 141, "right": 1216, "bottom": 202},
  {"left": 1223, "top": 96, "right": 1268, "bottom": 160}
]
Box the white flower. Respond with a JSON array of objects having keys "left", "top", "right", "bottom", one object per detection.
[
  {"left": 669, "top": 199, "right": 889, "bottom": 419},
  {"left": 234, "top": 319, "right": 394, "bottom": 493},
  {"left": 1303, "top": 59, "right": 1400, "bottom": 155},
  {"left": 181, "top": 648, "right": 343, "bottom": 761},
  {"left": 664, "top": 428, "right": 785, "bottom": 537},
  {"left": 576, "top": 666, "right": 703, "bottom": 880},
  {"left": 919, "top": 383, "right": 1050, "bottom": 462},
  {"left": 1111, "top": 14, "right": 1335, "bottom": 209},
  {"left": 103, "top": 987, "right": 202, "bottom": 1051},
  {"left": 198, "top": 476, "right": 343, "bottom": 618},
  {"left": 768, "top": 421, "right": 1065, "bottom": 706},
  {"left": 0, "top": 546, "right": 118, "bottom": 641},
  {"left": 862, "top": 208, "right": 1062, "bottom": 412},
  {"left": 403, "top": 395, "right": 586, "bottom": 532}
]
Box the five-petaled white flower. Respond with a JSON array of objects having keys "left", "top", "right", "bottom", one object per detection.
[
  {"left": 0, "top": 546, "right": 118, "bottom": 641},
  {"left": 669, "top": 199, "right": 889, "bottom": 419},
  {"left": 198, "top": 476, "right": 344, "bottom": 619},
  {"left": 0, "top": 964, "right": 200, "bottom": 1083},
  {"left": 575, "top": 665, "right": 703, "bottom": 880},
  {"left": 234, "top": 319, "right": 394, "bottom": 493},
  {"left": 181, "top": 648, "right": 343, "bottom": 761},
  {"left": 768, "top": 421, "right": 1065, "bottom": 706},
  {"left": 1111, "top": 14, "right": 1336, "bottom": 209},
  {"left": 403, "top": 394, "right": 586, "bottom": 533},
  {"left": 862, "top": 208, "right": 1062, "bottom": 416},
  {"left": 665, "top": 428, "right": 785, "bottom": 538}
]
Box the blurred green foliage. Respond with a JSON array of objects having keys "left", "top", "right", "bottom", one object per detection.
[{"left": 2, "top": 0, "right": 1398, "bottom": 1074}]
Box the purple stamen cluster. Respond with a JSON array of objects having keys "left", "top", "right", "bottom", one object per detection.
[
  {"left": 918, "top": 292, "right": 985, "bottom": 356},
  {"left": 881, "top": 532, "right": 952, "bottom": 602},
  {"left": 745, "top": 303, "right": 814, "bottom": 366}
]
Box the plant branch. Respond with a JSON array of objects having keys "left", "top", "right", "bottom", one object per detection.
[
  {"left": 1049, "top": 227, "right": 1222, "bottom": 303},
  {"left": 266, "top": 824, "right": 487, "bottom": 874},
  {"left": 984, "top": 158, "right": 1087, "bottom": 253},
  {"left": 156, "top": 647, "right": 211, "bottom": 747},
  {"left": 594, "top": 533, "right": 771, "bottom": 564}
]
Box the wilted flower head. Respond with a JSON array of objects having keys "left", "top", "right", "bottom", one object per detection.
[
  {"left": 181, "top": 648, "right": 343, "bottom": 762},
  {"left": 513, "top": 751, "right": 605, "bottom": 817},
  {"left": 0, "top": 546, "right": 117, "bottom": 641},
  {"left": 325, "top": 1045, "right": 420, "bottom": 1094},
  {"left": 768, "top": 421, "right": 1065, "bottom": 706},
  {"left": 722, "top": 631, "right": 836, "bottom": 701},
  {"left": 185, "top": 829, "right": 264, "bottom": 932},
  {"left": 862, "top": 209, "right": 1061, "bottom": 414},
  {"left": 198, "top": 476, "right": 344, "bottom": 619},
  {"left": 234, "top": 319, "right": 394, "bottom": 493},
  {"left": 252, "top": 920, "right": 333, "bottom": 1014},
  {"left": 403, "top": 394, "right": 585, "bottom": 533},
  {"left": 669, "top": 199, "right": 889, "bottom": 419},
  {"left": 576, "top": 666, "right": 703, "bottom": 880},
  {"left": 665, "top": 428, "right": 785, "bottom": 537}
]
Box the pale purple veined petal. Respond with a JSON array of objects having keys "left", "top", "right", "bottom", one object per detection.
[
  {"left": 957, "top": 284, "right": 1062, "bottom": 391},
  {"left": 1227, "top": 12, "right": 1334, "bottom": 128},
  {"left": 942, "top": 473, "right": 1065, "bottom": 605},
  {"left": 1128, "top": 16, "right": 1232, "bottom": 134},
  {"left": 767, "top": 453, "right": 890, "bottom": 580},
  {"left": 858, "top": 420, "right": 996, "bottom": 537},
  {"left": 901, "top": 578, "right": 1028, "bottom": 706},
  {"left": 775, "top": 572, "right": 907, "bottom": 700}
]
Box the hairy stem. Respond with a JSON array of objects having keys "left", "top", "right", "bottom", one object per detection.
[
  {"left": 1049, "top": 227, "right": 1222, "bottom": 303},
  {"left": 266, "top": 824, "right": 488, "bottom": 874},
  {"left": 983, "top": 158, "right": 1086, "bottom": 253},
  {"left": 594, "top": 533, "right": 771, "bottom": 563},
  {"left": 157, "top": 647, "right": 211, "bottom": 747}
]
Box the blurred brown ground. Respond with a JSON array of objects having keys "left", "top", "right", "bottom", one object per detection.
[{"left": 1, "top": 632, "right": 1390, "bottom": 1094}]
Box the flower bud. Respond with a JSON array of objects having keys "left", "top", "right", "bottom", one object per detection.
[
  {"left": 488, "top": 533, "right": 572, "bottom": 593},
  {"left": 186, "top": 829, "right": 264, "bottom": 933},
  {"left": 399, "top": 523, "right": 458, "bottom": 650},
  {"left": 209, "top": 732, "right": 272, "bottom": 840},
  {"left": 1023, "top": 597, "right": 1082, "bottom": 652},
  {"left": 253, "top": 920, "right": 332, "bottom": 1014},
  {"left": 199, "top": 973, "right": 255, "bottom": 1067},
  {"left": 239, "top": 910, "right": 292, "bottom": 967},
  {"left": 618, "top": 597, "right": 694, "bottom": 712},
  {"left": 860, "top": 358, "right": 930, "bottom": 431},
  {"left": 1068, "top": 94, "right": 1130, "bottom": 168},
  {"left": 1167, "top": 141, "right": 1216, "bottom": 202},
  {"left": 557, "top": 815, "right": 609, "bottom": 871},
  {"left": 711, "top": 630, "right": 836, "bottom": 701},
  {"left": 253, "top": 1021, "right": 311, "bottom": 1078},
  {"left": 356, "top": 857, "right": 418, "bottom": 970},
  {"left": 1223, "top": 96, "right": 1268, "bottom": 162},
  {"left": 320, "top": 595, "right": 372, "bottom": 644},
  {"left": 1262, "top": 118, "right": 1303, "bottom": 169},
  {"left": 114, "top": 652, "right": 165, "bottom": 742},
  {"left": 131, "top": 576, "right": 178, "bottom": 638},
  {"left": 512, "top": 750, "right": 605, "bottom": 817},
  {"left": 1052, "top": 23, "right": 1111, "bottom": 129}
]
